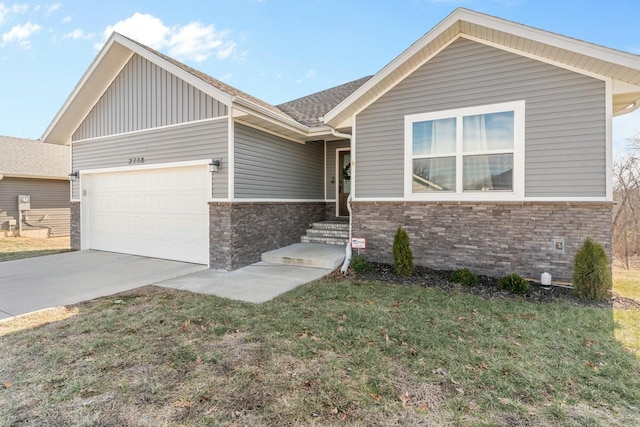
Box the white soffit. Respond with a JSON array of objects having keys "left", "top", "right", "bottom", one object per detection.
[{"left": 323, "top": 8, "right": 640, "bottom": 127}]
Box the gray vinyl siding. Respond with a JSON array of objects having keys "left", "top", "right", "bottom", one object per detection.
[
  {"left": 0, "top": 177, "right": 70, "bottom": 235},
  {"left": 72, "top": 118, "right": 229, "bottom": 199},
  {"left": 73, "top": 54, "right": 228, "bottom": 141},
  {"left": 325, "top": 140, "right": 350, "bottom": 199},
  {"left": 356, "top": 37, "right": 606, "bottom": 198},
  {"left": 234, "top": 123, "right": 324, "bottom": 199}
]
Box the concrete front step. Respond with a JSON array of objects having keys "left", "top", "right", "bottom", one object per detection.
[
  {"left": 301, "top": 235, "right": 348, "bottom": 245},
  {"left": 262, "top": 243, "right": 346, "bottom": 269},
  {"left": 301, "top": 220, "right": 349, "bottom": 246}
]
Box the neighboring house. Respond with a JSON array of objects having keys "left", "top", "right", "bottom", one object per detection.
[
  {"left": 42, "top": 8, "right": 640, "bottom": 280},
  {"left": 0, "top": 135, "right": 70, "bottom": 237}
]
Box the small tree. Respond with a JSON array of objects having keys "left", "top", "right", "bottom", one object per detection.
[
  {"left": 573, "top": 238, "right": 612, "bottom": 301},
  {"left": 393, "top": 226, "right": 414, "bottom": 276}
]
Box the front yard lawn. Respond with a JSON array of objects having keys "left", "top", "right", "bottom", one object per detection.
[
  {"left": 1, "top": 275, "right": 638, "bottom": 426},
  {"left": 0, "top": 236, "right": 71, "bottom": 262}
]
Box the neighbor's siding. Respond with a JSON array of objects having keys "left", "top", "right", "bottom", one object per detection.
[
  {"left": 234, "top": 123, "right": 324, "bottom": 199},
  {"left": 356, "top": 37, "right": 606, "bottom": 198},
  {"left": 325, "top": 140, "right": 350, "bottom": 200},
  {"left": 0, "top": 177, "right": 70, "bottom": 235},
  {"left": 73, "top": 54, "right": 228, "bottom": 141},
  {"left": 72, "top": 118, "right": 228, "bottom": 199}
]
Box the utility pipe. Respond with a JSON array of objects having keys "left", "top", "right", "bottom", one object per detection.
[{"left": 330, "top": 128, "right": 354, "bottom": 274}]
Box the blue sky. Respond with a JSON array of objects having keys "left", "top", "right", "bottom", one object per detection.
[{"left": 1, "top": 0, "right": 639, "bottom": 156}]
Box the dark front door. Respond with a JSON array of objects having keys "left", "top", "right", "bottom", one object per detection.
[{"left": 338, "top": 150, "right": 351, "bottom": 217}]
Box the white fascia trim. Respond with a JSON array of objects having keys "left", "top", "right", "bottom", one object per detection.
[
  {"left": 323, "top": 12, "right": 462, "bottom": 125},
  {"left": 234, "top": 118, "right": 306, "bottom": 144},
  {"left": 458, "top": 9, "right": 640, "bottom": 71},
  {"left": 3, "top": 174, "right": 68, "bottom": 180},
  {"left": 460, "top": 34, "right": 609, "bottom": 83},
  {"left": 323, "top": 141, "right": 327, "bottom": 200},
  {"left": 81, "top": 159, "right": 212, "bottom": 175},
  {"left": 70, "top": 116, "right": 228, "bottom": 145},
  {"left": 228, "top": 115, "right": 235, "bottom": 199},
  {"left": 354, "top": 196, "right": 610, "bottom": 203},
  {"left": 605, "top": 78, "right": 613, "bottom": 201},
  {"left": 41, "top": 35, "right": 133, "bottom": 142},
  {"left": 325, "top": 199, "right": 337, "bottom": 203},
  {"left": 117, "top": 35, "right": 233, "bottom": 106},
  {"left": 232, "top": 97, "right": 310, "bottom": 135}
]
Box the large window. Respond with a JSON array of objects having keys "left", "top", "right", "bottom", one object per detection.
[{"left": 405, "top": 101, "right": 524, "bottom": 199}]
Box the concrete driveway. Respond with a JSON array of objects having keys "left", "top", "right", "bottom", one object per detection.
[
  {"left": 0, "top": 247, "right": 339, "bottom": 320},
  {"left": 0, "top": 251, "right": 207, "bottom": 320}
]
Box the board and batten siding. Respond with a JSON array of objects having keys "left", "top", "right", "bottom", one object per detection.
[
  {"left": 73, "top": 54, "right": 228, "bottom": 141},
  {"left": 0, "top": 177, "right": 70, "bottom": 235},
  {"left": 325, "top": 140, "right": 350, "bottom": 200},
  {"left": 72, "top": 118, "right": 229, "bottom": 199},
  {"left": 234, "top": 123, "right": 324, "bottom": 199},
  {"left": 355, "top": 37, "right": 606, "bottom": 199}
]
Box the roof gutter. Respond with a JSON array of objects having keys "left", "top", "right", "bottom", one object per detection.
[{"left": 330, "top": 128, "right": 354, "bottom": 274}]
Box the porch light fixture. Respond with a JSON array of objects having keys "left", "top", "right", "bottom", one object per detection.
[
  {"left": 68, "top": 171, "right": 79, "bottom": 181},
  {"left": 209, "top": 159, "right": 221, "bottom": 172}
]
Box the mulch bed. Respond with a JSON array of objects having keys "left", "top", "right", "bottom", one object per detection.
[{"left": 332, "top": 262, "right": 640, "bottom": 310}]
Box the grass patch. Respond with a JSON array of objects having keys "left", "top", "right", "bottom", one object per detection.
[
  {"left": 1, "top": 279, "right": 638, "bottom": 426},
  {"left": 614, "top": 268, "right": 640, "bottom": 302},
  {"left": 0, "top": 236, "right": 71, "bottom": 262}
]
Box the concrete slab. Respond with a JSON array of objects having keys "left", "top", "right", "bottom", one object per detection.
[
  {"left": 262, "top": 243, "right": 345, "bottom": 269},
  {"left": 156, "top": 261, "right": 333, "bottom": 303},
  {"left": 0, "top": 251, "right": 207, "bottom": 320}
]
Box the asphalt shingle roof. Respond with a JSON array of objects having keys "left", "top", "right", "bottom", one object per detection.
[
  {"left": 276, "top": 76, "right": 373, "bottom": 127},
  {"left": 0, "top": 135, "right": 69, "bottom": 178}
]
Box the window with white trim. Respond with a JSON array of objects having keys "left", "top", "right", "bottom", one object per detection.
[{"left": 405, "top": 101, "right": 524, "bottom": 198}]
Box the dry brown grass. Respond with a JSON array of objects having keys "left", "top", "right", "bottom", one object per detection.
[
  {"left": 1, "top": 280, "right": 639, "bottom": 426},
  {"left": 0, "top": 236, "right": 71, "bottom": 262}
]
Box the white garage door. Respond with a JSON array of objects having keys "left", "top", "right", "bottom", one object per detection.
[{"left": 82, "top": 165, "right": 209, "bottom": 265}]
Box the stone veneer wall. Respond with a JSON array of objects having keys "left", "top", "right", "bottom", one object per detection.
[
  {"left": 351, "top": 201, "right": 613, "bottom": 281},
  {"left": 209, "top": 201, "right": 326, "bottom": 270},
  {"left": 70, "top": 201, "right": 81, "bottom": 251}
]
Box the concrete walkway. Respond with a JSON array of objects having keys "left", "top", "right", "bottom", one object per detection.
[
  {"left": 156, "top": 261, "right": 334, "bottom": 303},
  {"left": 1, "top": 245, "right": 343, "bottom": 320}
]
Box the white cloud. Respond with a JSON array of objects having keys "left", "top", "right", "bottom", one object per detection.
[
  {"left": 47, "top": 3, "right": 61, "bottom": 12},
  {"left": 296, "top": 69, "right": 316, "bottom": 84},
  {"left": 64, "top": 28, "right": 93, "bottom": 40},
  {"left": 62, "top": 15, "right": 71, "bottom": 23},
  {"left": 0, "top": 3, "right": 29, "bottom": 26},
  {"left": 1, "top": 21, "right": 42, "bottom": 48},
  {"left": 97, "top": 12, "right": 235, "bottom": 62}
]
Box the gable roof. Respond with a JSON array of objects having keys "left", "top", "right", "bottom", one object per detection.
[
  {"left": 42, "top": 8, "right": 640, "bottom": 145},
  {"left": 277, "top": 76, "right": 372, "bottom": 127},
  {"left": 323, "top": 8, "right": 640, "bottom": 128},
  {"left": 42, "top": 32, "right": 366, "bottom": 145},
  {"left": 0, "top": 135, "right": 69, "bottom": 180}
]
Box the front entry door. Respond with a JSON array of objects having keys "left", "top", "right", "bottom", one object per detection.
[{"left": 338, "top": 150, "right": 351, "bottom": 217}]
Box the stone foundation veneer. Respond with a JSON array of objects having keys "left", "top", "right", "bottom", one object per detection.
[
  {"left": 351, "top": 201, "right": 613, "bottom": 281},
  {"left": 209, "top": 201, "right": 326, "bottom": 270},
  {"left": 70, "top": 201, "right": 81, "bottom": 251}
]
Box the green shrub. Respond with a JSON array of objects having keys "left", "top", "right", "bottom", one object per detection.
[
  {"left": 350, "top": 255, "right": 372, "bottom": 274},
  {"left": 392, "top": 227, "right": 414, "bottom": 277},
  {"left": 572, "top": 238, "right": 612, "bottom": 301},
  {"left": 451, "top": 268, "right": 478, "bottom": 287},
  {"left": 498, "top": 273, "right": 530, "bottom": 296}
]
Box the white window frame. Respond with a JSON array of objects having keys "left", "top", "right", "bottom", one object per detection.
[{"left": 404, "top": 100, "right": 525, "bottom": 201}]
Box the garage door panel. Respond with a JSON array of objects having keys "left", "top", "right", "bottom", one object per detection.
[{"left": 83, "top": 165, "right": 209, "bottom": 265}]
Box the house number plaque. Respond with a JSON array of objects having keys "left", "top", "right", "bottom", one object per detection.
[{"left": 129, "top": 157, "right": 145, "bottom": 164}]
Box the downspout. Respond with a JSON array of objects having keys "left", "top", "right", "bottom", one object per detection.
[{"left": 330, "top": 128, "right": 353, "bottom": 274}]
